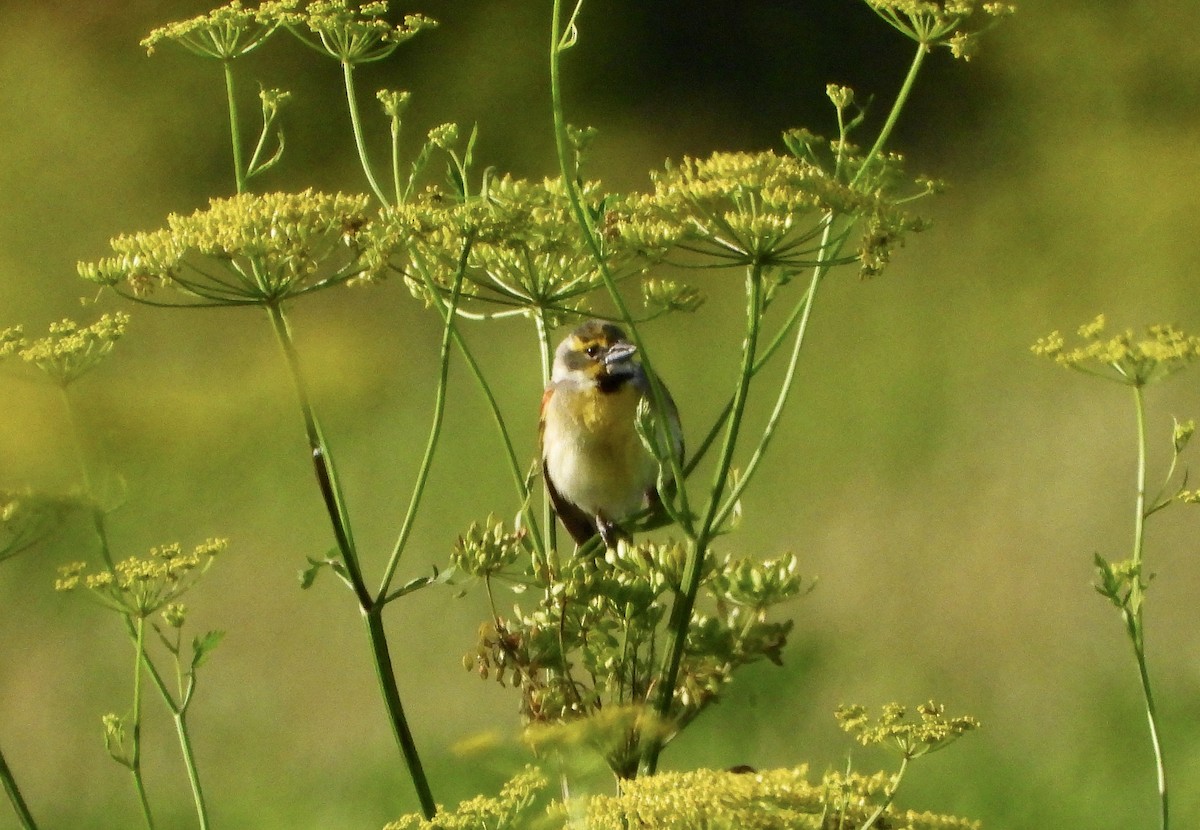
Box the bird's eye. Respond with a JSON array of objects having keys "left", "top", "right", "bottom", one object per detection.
[{"left": 585, "top": 344, "right": 601, "bottom": 359}]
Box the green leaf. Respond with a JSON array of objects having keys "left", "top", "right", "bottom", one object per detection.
[{"left": 191, "top": 630, "right": 226, "bottom": 670}]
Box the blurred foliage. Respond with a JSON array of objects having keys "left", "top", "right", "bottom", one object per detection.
[{"left": 1, "top": 1, "right": 1199, "bottom": 829}]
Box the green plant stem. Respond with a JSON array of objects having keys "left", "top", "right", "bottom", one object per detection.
[
  {"left": 265, "top": 301, "right": 370, "bottom": 607},
  {"left": 534, "top": 307, "right": 559, "bottom": 555},
  {"left": 713, "top": 222, "right": 841, "bottom": 529},
  {"left": 640, "top": 265, "right": 764, "bottom": 776},
  {"left": 342, "top": 61, "right": 390, "bottom": 206},
  {"left": 0, "top": 743, "right": 38, "bottom": 830},
  {"left": 1126, "top": 383, "right": 1168, "bottom": 830},
  {"left": 172, "top": 712, "right": 210, "bottom": 830},
  {"left": 857, "top": 754, "right": 909, "bottom": 830},
  {"left": 223, "top": 60, "right": 247, "bottom": 194},
  {"left": 265, "top": 301, "right": 436, "bottom": 819},
  {"left": 130, "top": 617, "right": 156, "bottom": 830},
  {"left": 856, "top": 43, "right": 927, "bottom": 184},
  {"left": 377, "top": 235, "right": 473, "bottom": 601},
  {"left": 363, "top": 608, "right": 437, "bottom": 819}
]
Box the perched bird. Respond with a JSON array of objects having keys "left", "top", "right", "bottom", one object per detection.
[{"left": 540, "top": 319, "right": 683, "bottom": 548}]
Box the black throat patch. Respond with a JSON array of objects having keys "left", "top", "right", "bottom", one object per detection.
[{"left": 596, "top": 372, "right": 630, "bottom": 394}]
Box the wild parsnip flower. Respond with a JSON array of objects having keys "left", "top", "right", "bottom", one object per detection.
[
  {"left": 0, "top": 326, "right": 22, "bottom": 358},
  {"left": 624, "top": 148, "right": 924, "bottom": 279},
  {"left": 836, "top": 701, "right": 980, "bottom": 759},
  {"left": 582, "top": 764, "right": 980, "bottom": 830},
  {"left": 141, "top": 0, "right": 297, "bottom": 58},
  {"left": 1032, "top": 315, "right": 1200, "bottom": 386},
  {"left": 13, "top": 313, "right": 130, "bottom": 386},
  {"left": 382, "top": 765, "right": 546, "bottom": 830},
  {"left": 79, "top": 191, "right": 394, "bottom": 306},
  {"left": 711, "top": 551, "right": 810, "bottom": 611},
  {"left": 55, "top": 538, "right": 228, "bottom": 618},
  {"left": 391, "top": 175, "right": 694, "bottom": 324},
  {"left": 287, "top": 1, "right": 437, "bottom": 64},
  {"left": 864, "top": 0, "right": 1016, "bottom": 60}
]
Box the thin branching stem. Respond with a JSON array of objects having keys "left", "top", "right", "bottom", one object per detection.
[
  {"left": 265, "top": 301, "right": 436, "bottom": 818},
  {"left": 0, "top": 743, "right": 38, "bottom": 830},
  {"left": 341, "top": 61, "right": 390, "bottom": 206},
  {"left": 223, "top": 60, "right": 246, "bottom": 195},
  {"left": 377, "top": 232, "right": 474, "bottom": 601}
]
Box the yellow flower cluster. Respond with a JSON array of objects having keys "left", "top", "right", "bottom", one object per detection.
[
  {"left": 836, "top": 701, "right": 980, "bottom": 759},
  {"left": 1032, "top": 314, "right": 1200, "bottom": 386},
  {"left": 864, "top": 0, "right": 1016, "bottom": 60},
  {"left": 56, "top": 538, "right": 227, "bottom": 617},
  {"left": 382, "top": 765, "right": 546, "bottom": 830},
  {"left": 79, "top": 191, "right": 384, "bottom": 305},
  {"left": 584, "top": 764, "right": 980, "bottom": 830},
  {"left": 141, "top": 0, "right": 295, "bottom": 58},
  {"left": 7, "top": 313, "right": 130, "bottom": 386}
]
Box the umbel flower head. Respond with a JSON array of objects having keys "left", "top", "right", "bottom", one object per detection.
[
  {"left": 286, "top": 0, "right": 438, "bottom": 64},
  {"left": 388, "top": 175, "right": 700, "bottom": 325},
  {"left": 623, "top": 144, "right": 926, "bottom": 280},
  {"left": 141, "top": 0, "right": 297, "bottom": 59},
  {"left": 582, "top": 762, "right": 981, "bottom": 830},
  {"left": 1032, "top": 314, "right": 1200, "bottom": 386},
  {"left": 78, "top": 191, "right": 395, "bottom": 307},
  {"left": 3, "top": 313, "right": 130, "bottom": 386},
  {"left": 836, "top": 700, "right": 980, "bottom": 759},
  {"left": 55, "top": 538, "right": 228, "bottom": 618},
  {"left": 864, "top": 0, "right": 1016, "bottom": 60}
]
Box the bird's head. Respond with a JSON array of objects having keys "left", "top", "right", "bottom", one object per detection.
[{"left": 551, "top": 319, "right": 639, "bottom": 389}]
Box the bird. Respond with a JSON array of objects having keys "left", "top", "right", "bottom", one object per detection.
[{"left": 539, "top": 319, "right": 683, "bottom": 548}]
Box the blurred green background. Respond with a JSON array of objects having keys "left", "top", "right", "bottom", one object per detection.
[{"left": 2, "top": 1, "right": 1200, "bottom": 827}]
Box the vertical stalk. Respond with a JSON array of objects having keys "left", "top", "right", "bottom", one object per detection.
[
  {"left": 640, "top": 265, "right": 764, "bottom": 776},
  {"left": 172, "top": 713, "right": 210, "bottom": 830},
  {"left": 0, "top": 743, "right": 38, "bottom": 830},
  {"left": 534, "top": 307, "right": 558, "bottom": 555},
  {"left": 855, "top": 44, "right": 926, "bottom": 185},
  {"left": 130, "top": 618, "right": 156, "bottom": 830},
  {"left": 223, "top": 60, "right": 247, "bottom": 195},
  {"left": 1126, "top": 384, "right": 1168, "bottom": 830},
  {"left": 342, "top": 61, "right": 390, "bottom": 206}
]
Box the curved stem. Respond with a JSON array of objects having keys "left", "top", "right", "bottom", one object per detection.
[
  {"left": 0, "top": 743, "right": 38, "bottom": 830},
  {"left": 377, "top": 234, "right": 473, "bottom": 600},
  {"left": 713, "top": 222, "right": 839, "bottom": 528},
  {"left": 223, "top": 60, "right": 247, "bottom": 194},
  {"left": 342, "top": 61, "right": 390, "bottom": 206}
]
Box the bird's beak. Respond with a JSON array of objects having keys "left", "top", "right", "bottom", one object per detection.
[{"left": 603, "top": 342, "right": 637, "bottom": 368}]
